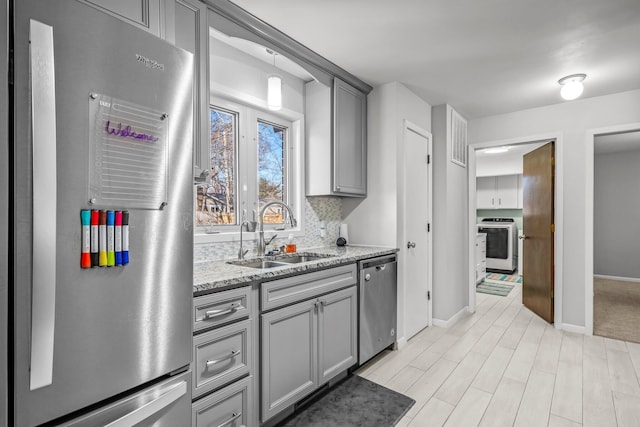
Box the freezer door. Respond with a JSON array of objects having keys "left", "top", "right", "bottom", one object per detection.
[
  {"left": 12, "top": 1, "right": 194, "bottom": 425},
  {"left": 60, "top": 371, "right": 192, "bottom": 427}
]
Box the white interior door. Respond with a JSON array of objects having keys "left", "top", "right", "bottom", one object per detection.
[{"left": 403, "top": 121, "right": 432, "bottom": 340}]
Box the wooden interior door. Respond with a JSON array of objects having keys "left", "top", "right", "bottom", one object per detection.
[{"left": 522, "top": 142, "right": 555, "bottom": 323}]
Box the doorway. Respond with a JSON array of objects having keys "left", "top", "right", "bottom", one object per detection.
[
  {"left": 590, "top": 129, "right": 640, "bottom": 342},
  {"left": 467, "top": 134, "right": 564, "bottom": 327}
]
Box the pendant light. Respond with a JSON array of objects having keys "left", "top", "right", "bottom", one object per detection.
[
  {"left": 558, "top": 74, "right": 586, "bottom": 101},
  {"left": 266, "top": 49, "right": 282, "bottom": 111}
]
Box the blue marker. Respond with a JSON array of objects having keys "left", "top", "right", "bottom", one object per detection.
[{"left": 122, "top": 211, "right": 129, "bottom": 265}]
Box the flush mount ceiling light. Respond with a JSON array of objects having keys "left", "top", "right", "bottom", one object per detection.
[
  {"left": 266, "top": 49, "right": 282, "bottom": 111},
  {"left": 558, "top": 73, "right": 586, "bottom": 101},
  {"left": 484, "top": 147, "right": 510, "bottom": 154}
]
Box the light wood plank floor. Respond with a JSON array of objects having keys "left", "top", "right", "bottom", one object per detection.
[{"left": 355, "top": 282, "right": 640, "bottom": 427}]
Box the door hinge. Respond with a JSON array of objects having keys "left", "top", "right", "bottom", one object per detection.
[
  {"left": 427, "top": 291, "right": 431, "bottom": 300},
  {"left": 427, "top": 223, "right": 431, "bottom": 232},
  {"left": 426, "top": 154, "right": 431, "bottom": 164},
  {"left": 551, "top": 223, "right": 555, "bottom": 233}
]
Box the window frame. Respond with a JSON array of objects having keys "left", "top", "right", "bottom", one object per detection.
[{"left": 194, "top": 97, "right": 304, "bottom": 243}]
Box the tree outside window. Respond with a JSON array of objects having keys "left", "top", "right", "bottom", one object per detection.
[
  {"left": 258, "top": 121, "right": 286, "bottom": 224},
  {"left": 195, "top": 108, "right": 237, "bottom": 226}
]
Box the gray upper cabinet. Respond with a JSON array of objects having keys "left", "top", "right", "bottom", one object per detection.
[
  {"left": 173, "top": 0, "right": 209, "bottom": 179},
  {"left": 306, "top": 78, "right": 367, "bottom": 197},
  {"left": 333, "top": 78, "right": 367, "bottom": 196},
  {"left": 79, "top": 0, "right": 166, "bottom": 37}
]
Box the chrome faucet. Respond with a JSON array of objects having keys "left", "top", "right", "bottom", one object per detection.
[
  {"left": 238, "top": 220, "right": 256, "bottom": 260},
  {"left": 257, "top": 201, "right": 297, "bottom": 257}
]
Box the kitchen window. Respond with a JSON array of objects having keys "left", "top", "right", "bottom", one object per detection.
[{"left": 195, "top": 98, "right": 302, "bottom": 240}]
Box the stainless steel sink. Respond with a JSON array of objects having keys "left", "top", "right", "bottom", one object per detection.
[
  {"left": 274, "top": 254, "right": 332, "bottom": 264},
  {"left": 228, "top": 259, "right": 289, "bottom": 269},
  {"left": 227, "top": 253, "right": 334, "bottom": 269}
]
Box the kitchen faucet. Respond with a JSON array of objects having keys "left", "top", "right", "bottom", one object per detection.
[
  {"left": 257, "top": 201, "right": 297, "bottom": 257},
  {"left": 238, "top": 220, "right": 256, "bottom": 259}
]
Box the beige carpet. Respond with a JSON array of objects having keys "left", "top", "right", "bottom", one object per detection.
[{"left": 594, "top": 277, "right": 640, "bottom": 343}]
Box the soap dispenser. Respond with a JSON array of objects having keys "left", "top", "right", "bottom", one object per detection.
[{"left": 285, "top": 234, "right": 297, "bottom": 253}]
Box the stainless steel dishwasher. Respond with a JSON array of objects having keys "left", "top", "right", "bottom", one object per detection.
[{"left": 358, "top": 254, "right": 398, "bottom": 365}]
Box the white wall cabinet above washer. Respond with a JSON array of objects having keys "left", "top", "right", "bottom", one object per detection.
[{"left": 476, "top": 174, "right": 522, "bottom": 209}]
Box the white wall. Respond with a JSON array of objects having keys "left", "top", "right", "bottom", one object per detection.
[
  {"left": 476, "top": 152, "right": 524, "bottom": 177},
  {"left": 432, "top": 105, "right": 469, "bottom": 321},
  {"left": 594, "top": 147, "right": 640, "bottom": 279},
  {"left": 468, "top": 89, "right": 640, "bottom": 327},
  {"left": 210, "top": 38, "right": 306, "bottom": 119},
  {"left": 343, "top": 81, "right": 431, "bottom": 342}
]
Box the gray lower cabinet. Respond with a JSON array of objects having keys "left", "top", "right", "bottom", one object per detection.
[
  {"left": 193, "top": 285, "right": 257, "bottom": 426},
  {"left": 260, "top": 285, "right": 357, "bottom": 423},
  {"left": 260, "top": 298, "right": 318, "bottom": 422},
  {"left": 192, "top": 375, "right": 252, "bottom": 427},
  {"left": 317, "top": 286, "right": 358, "bottom": 385}
]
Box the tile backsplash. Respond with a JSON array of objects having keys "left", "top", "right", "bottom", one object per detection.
[{"left": 194, "top": 196, "right": 343, "bottom": 262}]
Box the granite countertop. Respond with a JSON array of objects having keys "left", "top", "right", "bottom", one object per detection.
[{"left": 193, "top": 245, "right": 399, "bottom": 295}]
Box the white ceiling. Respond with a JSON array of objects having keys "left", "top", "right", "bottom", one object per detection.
[
  {"left": 595, "top": 130, "right": 640, "bottom": 154},
  {"left": 475, "top": 142, "right": 547, "bottom": 177},
  {"left": 229, "top": 0, "right": 640, "bottom": 119}
]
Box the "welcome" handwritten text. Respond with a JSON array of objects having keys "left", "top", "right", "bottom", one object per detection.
[{"left": 105, "top": 120, "right": 158, "bottom": 143}]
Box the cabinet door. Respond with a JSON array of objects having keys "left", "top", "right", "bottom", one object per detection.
[
  {"left": 333, "top": 78, "right": 366, "bottom": 196},
  {"left": 476, "top": 176, "right": 496, "bottom": 209},
  {"left": 317, "top": 286, "right": 357, "bottom": 385},
  {"left": 80, "top": 0, "right": 163, "bottom": 36},
  {"left": 496, "top": 175, "right": 519, "bottom": 208},
  {"left": 261, "top": 300, "right": 317, "bottom": 422},
  {"left": 174, "top": 0, "right": 209, "bottom": 179}
]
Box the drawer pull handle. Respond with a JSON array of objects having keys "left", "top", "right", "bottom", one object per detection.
[
  {"left": 204, "top": 302, "right": 241, "bottom": 319},
  {"left": 216, "top": 411, "right": 242, "bottom": 427},
  {"left": 206, "top": 350, "right": 241, "bottom": 367}
]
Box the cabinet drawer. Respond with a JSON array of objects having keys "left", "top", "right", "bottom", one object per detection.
[
  {"left": 261, "top": 264, "right": 357, "bottom": 311},
  {"left": 192, "top": 375, "right": 252, "bottom": 427},
  {"left": 194, "top": 286, "right": 252, "bottom": 332},
  {"left": 193, "top": 319, "right": 252, "bottom": 398}
]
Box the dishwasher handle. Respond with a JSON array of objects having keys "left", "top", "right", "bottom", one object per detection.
[{"left": 359, "top": 254, "right": 397, "bottom": 270}]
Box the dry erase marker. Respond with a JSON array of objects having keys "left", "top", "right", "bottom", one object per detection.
[
  {"left": 99, "top": 210, "right": 107, "bottom": 266},
  {"left": 90, "top": 210, "right": 99, "bottom": 267},
  {"left": 107, "top": 210, "right": 115, "bottom": 266},
  {"left": 80, "top": 210, "right": 91, "bottom": 268},
  {"left": 122, "top": 211, "right": 129, "bottom": 265},
  {"left": 115, "top": 211, "right": 122, "bottom": 266}
]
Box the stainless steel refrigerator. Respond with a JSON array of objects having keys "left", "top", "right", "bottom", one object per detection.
[{"left": 9, "top": 0, "right": 194, "bottom": 425}]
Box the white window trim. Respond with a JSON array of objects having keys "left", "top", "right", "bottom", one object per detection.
[{"left": 195, "top": 97, "right": 305, "bottom": 244}]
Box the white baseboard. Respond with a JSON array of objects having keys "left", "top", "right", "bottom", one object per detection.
[
  {"left": 394, "top": 337, "right": 408, "bottom": 350},
  {"left": 594, "top": 274, "right": 640, "bottom": 283},
  {"left": 560, "top": 322, "right": 586, "bottom": 334},
  {"left": 432, "top": 306, "right": 468, "bottom": 328}
]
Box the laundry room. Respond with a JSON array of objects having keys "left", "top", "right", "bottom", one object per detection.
[{"left": 474, "top": 142, "right": 546, "bottom": 282}]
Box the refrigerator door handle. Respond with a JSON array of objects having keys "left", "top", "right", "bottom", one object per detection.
[
  {"left": 104, "top": 380, "right": 187, "bottom": 427},
  {"left": 29, "top": 19, "right": 58, "bottom": 391}
]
